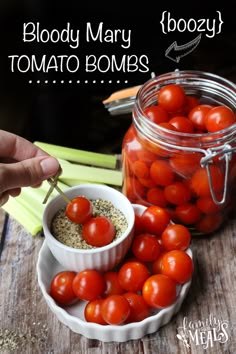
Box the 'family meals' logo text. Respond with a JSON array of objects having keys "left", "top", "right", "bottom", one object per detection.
[{"left": 177, "top": 314, "right": 229, "bottom": 350}]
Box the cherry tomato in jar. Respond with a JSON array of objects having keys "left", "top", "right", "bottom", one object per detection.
[
  {"left": 84, "top": 299, "right": 107, "bottom": 325},
  {"left": 131, "top": 233, "right": 162, "bottom": 263},
  {"left": 136, "top": 146, "right": 158, "bottom": 166},
  {"left": 158, "top": 122, "right": 178, "bottom": 131},
  {"left": 175, "top": 203, "right": 202, "bottom": 225},
  {"left": 147, "top": 187, "right": 167, "bottom": 207},
  {"left": 82, "top": 216, "right": 115, "bottom": 247},
  {"left": 188, "top": 104, "right": 213, "bottom": 131},
  {"left": 196, "top": 195, "right": 222, "bottom": 214},
  {"left": 141, "top": 205, "right": 170, "bottom": 236},
  {"left": 118, "top": 260, "right": 150, "bottom": 292},
  {"left": 72, "top": 270, "right": 105, "bottom": 301},
  {"left": 150, "top": 160, "right": 174, "bottom": 186},
  {"left": 123, "top": 176, "right": 146, "bottom": 201},
  {"left": 161, "top": 250, "right": 193, "bottom": 284},
  {"left": 132, "top": 160, "right": 149, "bottom": 178},
  {"left": 195, "top": 212, "right": 224, "bottom": 234},
  {"left": 169, "top": 152, "right": 202, "bottom": 177},
  {"left": 124, "top": 292, "right": 150, "bottom": 323},
  {"left": 191, "top": 165, "right": 224, "bottom": 197},
  {"left": 169, "top": 116, "right": 194, "bottom": 133},
  {"left": 66, "top": 197, "right": 92, "bottom": 224},
  {"left": 184, "top": 96, "right": 200, "bottom": 114},
  {"left": 161, "top": 224, "right": 191, "bottom": 251},
  {"left": 142, "top": 274, "right": 177, "bottom": 308},
  {"left": 144, "top": 105, "right": 169, "bottom": 124},
  {"left": 205, "top": 106, "right": 236, "bottom": 132},
  {"left": 164, "top": 181, "right": 191, "bottom": 206},
  {"left": 157, "top": 84, "right": 186, "bottom": 113},
  {"left": 138, "top": 177, "right": 156, "bottom": 189},
  {"left": 101, "top": 295, "right": 130, "bottom": 325},
  {"left": 50, "top": 271, "right": 78, "bottom": 305}
]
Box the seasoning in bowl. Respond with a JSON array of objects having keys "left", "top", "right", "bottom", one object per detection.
[{"left": 51, "top": 198, "right": 128, "bottom": 249}]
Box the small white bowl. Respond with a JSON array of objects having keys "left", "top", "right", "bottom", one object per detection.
[
  {"left": 43, "top": 184, "right": 135, "bottom": 272},
  {"left": 37, "top": 204, "right": 192, "bottom": 342}
]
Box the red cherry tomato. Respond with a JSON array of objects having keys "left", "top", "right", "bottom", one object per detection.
[
  {"left": 169, "top": 153, "right": 201, "bottom": 177},
  {"left": 138, "top": 176, "right": 156, "bottom": 188},
  {"left": 151, "top": 252, "right": 167, "bottom": 274},
  {"left": 147, "top": 187, "right": 167, "bottom": 207},
  {"left": 142, "top": 274, "right": 177, "bottom": 308},
  {"left": 195, "top": 212, "right": 224, "bottom": 234},
  {"left": 144, "top": 105, "right": 169, "bottom": 124},
  {"left": 124, "top": 292, "right": 150, "bottom": 323},
  {"left": 131, "top": 233, "right": 162, "bottom": 262},
  {"left": 84, "top": 299, "right": 107, "bottom": 325},
  {"left": 161, "top": 224, "right": 191, "bottom": 251},
  {"left": 103, "top": 271, "right": 125, "bottom": 297},
  {"left": 188, "top": 104, "right": 212, "bottom": 131},
  {"left": 141, "top": 205, "right": 170, "bottom": 236},
  {"left": 184, "top": 96, "right": 200, "bottom": 114},
  {"left": 122, "top": 124, "right": 136, "bottom": 145},
  {"left": 82, "top": 216, "right": 115, "bottom": 247},
  {"left": 134, "top": 213, "right": 144, "bottom": 235},
  {"left": 164, "top": 182, "right": 191, "bottom": 205},
  {"left": 50, "top": 271, "right": 78, "bottom": 305},
  {"left": 196, "top": 195, "right": 222, "bottom": 214},
  {"left": 159, "top": 122, "right": 178, "bottom": 131},
  {"left": 161, "top": 250, "right": 193, "bottom": 284},
  {"left": 191, "top": 165, "right": 224, "bottom": 197},
  {"left": 132, "top": 160, "right": 149, "bottom": 178},
  {"left": 66, "top": 197, "right": 92, "bottom": 224},
  {"left": 123, "top": 176, "right": 146, "bottom": 201},
  {"left": 205, "top": 106, "right": 236, "bottom": 132},
  {"left": 157, "top": 84, "right": 186, "bottom": 113},
  {"left": 118, "top": 260, "right": 150, "bottom": 292},
  {"left": 150, "top": 160, "right": 174, "bottom": 186},
  {"left": 72, "top": 270, "right": 105, "bottom": 301},
  {"left": 169, "top": 116, "right": 194, "bottom": 133},
  {"left": 175, "top": 203, "right": 202, "bottom": 225},
  {"left": 136, "top": 147, "right": 157, "bottom": 166},
  {"left": 101, "top": 295, "right": 130, "bottom": 325}
]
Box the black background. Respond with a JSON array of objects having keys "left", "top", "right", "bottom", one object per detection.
[{"left": 0, "top": 1, "right": 235, "bottom": 153}]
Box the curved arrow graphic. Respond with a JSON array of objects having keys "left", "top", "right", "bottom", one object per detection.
[{"left": 165, "top": 34, "right": 202, "bottom": 63}]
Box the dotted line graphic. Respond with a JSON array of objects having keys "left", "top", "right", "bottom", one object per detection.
[{"left": 28, "top": 80, "right": 129, "bottom": 84}]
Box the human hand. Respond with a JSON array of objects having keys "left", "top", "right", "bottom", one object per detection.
[{"left": 0, "top": 130, "right": 60, "bottom": 206}]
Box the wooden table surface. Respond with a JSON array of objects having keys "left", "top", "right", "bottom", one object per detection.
[{"left": 0, "top": 207, "right": 236, "bottom": 354}]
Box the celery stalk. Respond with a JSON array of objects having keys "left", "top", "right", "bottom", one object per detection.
[
  {"left": 16, "top": 190, "right": 45, "bottom": 220},
  {"left": 2, "top": 181, "right": 70, "bottom": 235},
  {"left": 59, "top": 179, "right": 103, "bottom": 187},
  {"left": 2, "top": 198, "right": 42, "bottom": 236},
  {"left": 34, "top": 141, "right": 117, "bottom": 169},
  {"left": 59, "top": 160, "right": 122, "bottom": 186}
]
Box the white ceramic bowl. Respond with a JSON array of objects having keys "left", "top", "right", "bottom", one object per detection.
[
  {"left": 37, "top": 204, "right": 192, "bottom": 342},
  {"left": 42, "top": 184, "right": 135, "bottom": 272}
]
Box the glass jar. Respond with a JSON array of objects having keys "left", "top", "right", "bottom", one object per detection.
[{"left": 122, "top": 70, "right": 236, "bottom": 236}]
